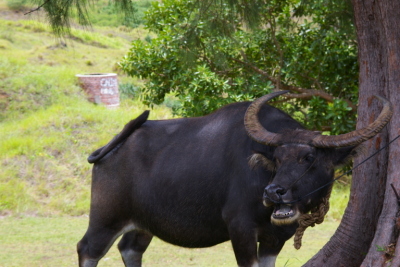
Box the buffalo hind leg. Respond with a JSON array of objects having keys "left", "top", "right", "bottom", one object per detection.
[
  {"left": 118, "top": 230, "right": 153, "bottom": 267},
  {"left": 77, "top": 224, "right": 136, "bottom": 267}
]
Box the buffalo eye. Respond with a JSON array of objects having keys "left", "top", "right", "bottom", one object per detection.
[{"left": 302, "top": 154, "right": 315, "bottom": 163}]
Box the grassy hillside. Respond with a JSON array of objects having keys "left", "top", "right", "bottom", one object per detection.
[
  {"left": 0, "top": 16, "right": 150, "bottom": 122},
  {"left": 0, "top": 5, "right": 171, "bottom": 216}
]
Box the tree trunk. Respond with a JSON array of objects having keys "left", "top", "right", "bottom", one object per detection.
[
  {"left": 359, "top": 0, "right": 400, "bottom": 266},
  {"left": 304, "top": 0, "right": 400, "bottom": 266}
]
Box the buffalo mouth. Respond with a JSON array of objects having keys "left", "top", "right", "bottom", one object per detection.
[{"left": 271, "top": 204, "right": 299, "bottom": 225}]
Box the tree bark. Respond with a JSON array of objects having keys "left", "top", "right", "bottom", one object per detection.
[
  {"left": 304, "top": 0, "right": 400, "bottom": 266},
  {"left": 359, "top": 0, "right": 400, "bottom": 266}
]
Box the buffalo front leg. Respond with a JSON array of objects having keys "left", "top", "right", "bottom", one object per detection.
[
  {"left": 257, "top": 230, "right": 291, "bottom": 267},
  {"left": 118, "top": 230, "right": 153, "bottom": 267},
  {"left": 228, "top": 223, "right": 259, "bottom": 267},
  {"left": 257, "top": 241, "right": 285, "bottom": 267}
]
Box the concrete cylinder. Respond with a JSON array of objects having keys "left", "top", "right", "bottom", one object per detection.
[{"left": 76, "top": 73, "right": 120, "bottom": 108}]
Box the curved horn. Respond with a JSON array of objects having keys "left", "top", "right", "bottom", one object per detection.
[
  {"left": 312, "top": 95, "right": 393, "bottom": 148},
  {"left": 244, "top": 91, "right": 289, "bottom": 146}
]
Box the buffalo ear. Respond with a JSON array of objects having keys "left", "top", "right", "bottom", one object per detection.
[
  {"left": 333, "top": 144, "right": 367, "bottom": 167},
  {"left": 248, "top": 153, "right": 275, "bottom": 171}
]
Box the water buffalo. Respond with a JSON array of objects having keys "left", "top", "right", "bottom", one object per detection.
[{"left": 77, "top": 91, "right": 392, "bottom": 267}]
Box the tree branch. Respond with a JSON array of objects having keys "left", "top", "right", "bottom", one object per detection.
[
  {"left": 232, "top": 57, "right": 357, "bottom": 112},
  {"left": 24, "top": 0, "right": 51, "bottom": 15}
]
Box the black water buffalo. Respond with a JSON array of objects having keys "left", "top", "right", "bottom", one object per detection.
[{"left": 77, "top": 91, "right": 392, "bottom": 267}]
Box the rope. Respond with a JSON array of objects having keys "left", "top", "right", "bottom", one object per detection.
[{"left": 293, "top": 184, "right": 333, "bottom": 249}]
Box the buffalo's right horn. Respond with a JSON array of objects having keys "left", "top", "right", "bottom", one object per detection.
[
  {"left": 311, "top": 95, "right": 393, "bottom": 147},
  {"left": 244, "top": 91, "right": 289, "bottom": 146}
]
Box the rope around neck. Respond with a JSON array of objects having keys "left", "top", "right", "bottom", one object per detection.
[{"left": 293, "top": 184, "right": 332, "bottom": 249}]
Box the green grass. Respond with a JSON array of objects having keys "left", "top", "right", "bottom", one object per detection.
[
  {"left": 0, "top": 18, "right": 137, "bottom": 122},
  {"left": 0, "top": 97, "right": 171, "bottom": 215},
  {"left": 326, "top": 179, "right": 351, "bottom": 220},
  {"left": 0, "top": 216, "right": 339, "bottom": 266},
  {"left": 3, "top": 0, "right": 151, "bottom": 28},
  {"left": 0, "top": 10, "right": 171, "bottom": 216}
]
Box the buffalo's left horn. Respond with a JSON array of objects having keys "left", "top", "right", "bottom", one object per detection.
[
  {"left": 244, "top": 91, "right": 289, "bottom": 146},
  {"left": 311, "top": 95, "right": 393, "bottom": 147}
]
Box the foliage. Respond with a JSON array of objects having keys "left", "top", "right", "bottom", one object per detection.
[
  {"left": 21, "top": 0, "right": 358, "bottom": 131},
  {"left": 120, "top": 0, "right": 358, "bottom": 133},
  {"left": 119, "top": 82, "right": 140, "bottom": 99},
  {"left": 72, "top": 0, "right": 153, "bottom": 28},
  {"left": 24, "top": 0, "right": 151, "bottom": 32}
]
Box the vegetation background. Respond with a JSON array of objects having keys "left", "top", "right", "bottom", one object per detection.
[{"left": 0, "top": 0, "right": 350, "bottom": 265}]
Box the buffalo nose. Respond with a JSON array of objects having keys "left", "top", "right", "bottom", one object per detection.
[{"left": 264, "top": 184, "right": 287, "bottom": 203}]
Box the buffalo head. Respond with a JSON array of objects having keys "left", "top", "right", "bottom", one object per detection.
[{"left": 245, "top": 91, "right": 393, "bottom": 226}]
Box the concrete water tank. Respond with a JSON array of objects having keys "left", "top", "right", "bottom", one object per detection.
[{"left": 76, "top": 73, "right": 120, "bottom": 108}]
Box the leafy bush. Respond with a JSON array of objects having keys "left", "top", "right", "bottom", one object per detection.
[
  {"left": 119, "top": 82, "right": 140, "bottom": 99},
  {"left": 120, "top": 0, "right": 358, "bottom": 133}
]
